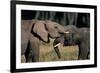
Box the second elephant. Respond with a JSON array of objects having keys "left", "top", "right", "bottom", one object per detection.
[{"left": 53, "top": 25, "right": 90, "bottom": 60}]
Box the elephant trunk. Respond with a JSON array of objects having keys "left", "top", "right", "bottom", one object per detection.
[{"left": 54, "top": 47, "right": 61, "bottom": 59}]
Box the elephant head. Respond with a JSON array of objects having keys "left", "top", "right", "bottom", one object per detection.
[{"left": 31, "top": 20, "right": 67, "bottom": 42}]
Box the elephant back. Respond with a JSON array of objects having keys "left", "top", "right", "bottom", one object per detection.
[{"left": 21, "top": 19, "right": 37, "bottom": 32}]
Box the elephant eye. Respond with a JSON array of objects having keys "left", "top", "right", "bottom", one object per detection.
[
  {"left": 55, "top": 26, "right": 58, "bottom": 28},
  {"left": 54, "top": 23, "right": 59, "bottom": 28},
  {"left": 54, "top": 25, "right": 58, "bottom": 28}
]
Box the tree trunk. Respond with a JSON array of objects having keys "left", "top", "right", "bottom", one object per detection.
[{"left": 35, "top": 11, "right": 40, "bottom": 19}]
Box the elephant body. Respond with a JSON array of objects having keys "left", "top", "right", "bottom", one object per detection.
[
  {"left": 53, "top": 25, "right": 90, "bottom": 60},
  {"left": 78, "top": 28, "right": 90, "bottom": 59},
  {"left": 21, "top": 19, "right": 66, "bottom": 62}
]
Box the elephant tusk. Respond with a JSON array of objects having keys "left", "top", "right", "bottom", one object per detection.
[
  {"left": 54, "top": 43, "right": 61, "bottom": 48},
  {"left": 64, "top": 31, "right": 69, "bottom": 34}
]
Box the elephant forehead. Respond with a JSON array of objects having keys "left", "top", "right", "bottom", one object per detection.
[
  {"left": 46, "top": 21, "right": 65, "bottom": 31},
  {"left": 45, "top": 21, "right": 58, "bottom": 27},
  {"left": 45, "top": 22, "right": 56, "bottom": 29}
]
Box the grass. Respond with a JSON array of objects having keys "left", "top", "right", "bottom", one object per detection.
[{"left": 39, "top": 39, "right": 79, "bottom": 62}]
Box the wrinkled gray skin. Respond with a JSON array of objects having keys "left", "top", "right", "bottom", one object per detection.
[
  {"left": 53, "top": 25, "right": 90, "bottom": 60},
  {"left": 21, "top": 20, "right": 66, "bottom": 62}
]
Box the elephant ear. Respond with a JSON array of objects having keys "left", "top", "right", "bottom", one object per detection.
[{"left": 33, "top": 21, "right": 48, "bottom": 42}]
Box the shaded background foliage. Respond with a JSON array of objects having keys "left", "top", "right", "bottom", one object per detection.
[{"left": 21, "top": 10, "right": 90, "bottom": 28}]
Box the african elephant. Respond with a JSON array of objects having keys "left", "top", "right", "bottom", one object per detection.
[
  {"left": 53, "top": 25, "right": 90, "bottom": 60},
  {"left": 21, "top": 19, "right": 67, "bottom": 62}
]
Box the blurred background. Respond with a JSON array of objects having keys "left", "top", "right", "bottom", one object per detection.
[{"left": 21, "top": 10, "right": 90, "bottom": 28}]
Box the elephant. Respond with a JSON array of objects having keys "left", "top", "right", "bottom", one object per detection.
[
  {"left": 53, "top": 25, "right": 90, "bottom": 60},
  {"left": 21, "top": 19, "right": 67, "bottom": 62}
]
